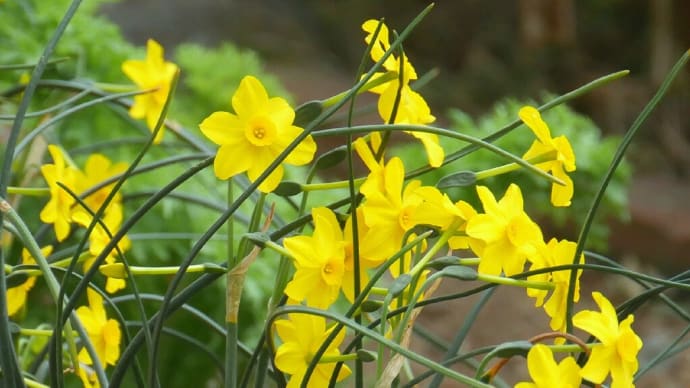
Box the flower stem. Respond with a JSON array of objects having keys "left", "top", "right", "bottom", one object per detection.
[
  {"left": 300, "top": 177, "right": 365, "bottom": 192},
  {"left": 476, "top": 273, "right": 554, "bottom": 291},
  {"left": 225, "top": 180, "right": 237, "bottom": 388},
  {"left": 6, "top": 187, "right": 50, "bottom": 196}
]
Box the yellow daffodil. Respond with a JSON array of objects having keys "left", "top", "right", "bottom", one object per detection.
[
  {"left": 465, "top": 184, "right": 543, "bottom": 276},
  {"left": 361, "top": 20, "right": 444, "bottom": 167},
  {"left": 358, "top": 156, "right": 426, "bottom": 276},
  {"left": 515, "top": 344, "right": 582, "bottom": 388},
  {"left": 526, "top": 238, "right": 583, "bottom": 333},
  {"left": 199, "top": 75, "right": 316, "bottom": 193},
  {"left": 283, "top": 207, "right": 346, "bottom": 309},
  {"left": 573, "top": 292, "right": 643, "bottom": 388},
  {"left": 121, "top": 39, "right": 178, "bottom": 143},
  {"left": 74, "top": 203, "right": 130, "bottom": 294},
  {"left": 76, "top": 288, "right": 121, "bottom": 367},
  {"left": 40, "top": 145, "right": 78, "bottom": 242},
  {"left": 519, "top": 106, "right": 576, "bottom": 207},
  {"left": 71, "top": 153, "right": 128, "bottom": 223},
  {"left": 274, "top": 313, "right": 351, "bottom": 388},
  {"left": 77, "top": 364, "right": 100, "bottom": 388},
  {"left": 7, "top": 246, "right": 52, "bottom": 317},
  {"left": 342, "top": 207, "right": 385, "bottom": 302},
  {"left": 408, "top": 185, "right": 478, "bottom": 250}
]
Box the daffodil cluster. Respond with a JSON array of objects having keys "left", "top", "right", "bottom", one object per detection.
[
  {"left": 5, "top": 12, "right": 656, "bottom": 388},
  {"left": 38, "top": 145, "right": 131, "bottom": 293}
]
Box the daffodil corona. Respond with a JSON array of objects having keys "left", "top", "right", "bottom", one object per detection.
[{"left": 199, "top": 75, "right": 316, "bottom": 193}]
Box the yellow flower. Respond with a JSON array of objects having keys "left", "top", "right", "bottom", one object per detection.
[
  {"left": 515, "top": 344, "right": 582, "bottom": 388},
  {"left": 199, "top": 75, "right": 317, "bottom": 193},
  {"left": 7, "top": 246, "right": 52, "bottom": 317},
  {"left": 573, "top": 292, "right": 643, "bottom": 388},
  {"left": 77, "top": 364, "right": 100, "bottom": 388},
  {"left": 465, "top": 184, "right": 543, "bottom": 276},
  {"left": 361, "top": 20, "right": 444, "bottom": 167},
  {"left": 526, "top": 238, "right": 584, "bottom": 333},
  {"left": 40, "top": 145, "right": 78, "bottom": 242},
  {"left": 71, "top": 153, "right": 128, "bottom": 223},
  {"left": 341, "top": 207, "right": 385, "bottom": 303},
  {"left": 283, "top": 207, "right": 346, "bottom": 309},
  {"left": 274, "top": 313, "right": 351, "bottom": 388},
  {"left": 76, "top": 288, "right": 121, "bottom": 367},
  {"left": 121, "top": 39, "right": 178, "bottom": 143},
  {"left": 408, "top": 185, "right": 478, "bottom": 250},
  {"left": 519, "top": 106, "right": 576, "bottom": 207},
  {"left": 74, "top": 203, "right": 130, "bottom": 294},
  {"left": 358, "top": 156, "right": 426, "bottom": 276}
]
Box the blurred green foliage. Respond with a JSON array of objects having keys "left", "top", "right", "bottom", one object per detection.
[
  {"left": 1, "top": 0, "right": 294, "bottom": 386},
  {"left": 394, "top": 97, "right": 631, "bottom": 251}
]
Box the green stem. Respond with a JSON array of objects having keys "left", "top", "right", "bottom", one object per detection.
[
  {"left": 409, "top": 218, "right": 464, "bottom": 276},
  {"left": 6, "top": 187, "right": 50, "bottom": 196},
  {"left": 313, "top": 124, "right": 564, "bottom": 186},
  {"left": 0, "top": 198, "right": 106, "bottom": 385},
  {"left": 321, "top": 72, "right": 397, "bottom": 108},
  {"left": 225, "top": 180, "right": 237, "bottom": 388},
  {"left": 565, "top": 50, "right": 690, "bottom": 334},
  {"left": 475, "top": 273, "right": 554, "bottom": 291},
  {"left": 300, "top": 177, "right": 366, "bottom": 192}
]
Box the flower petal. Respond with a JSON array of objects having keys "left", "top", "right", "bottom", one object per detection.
[{"left": 232, "top": 75, "right": 269, "bottom": 118}]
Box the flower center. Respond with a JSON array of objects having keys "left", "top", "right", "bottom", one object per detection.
[
  {"left": 245, "top": 116, "right": 277, "bottom": 146},
  {"left": 398, "top": 206, "right": 415, "bottom": 231},
  {"left": 321, "top": 257, "right": 344, "bottom": 286}
]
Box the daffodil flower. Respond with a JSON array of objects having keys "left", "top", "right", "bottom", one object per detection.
[
  {"left": 40, "top": 145, "right": 78, "bottom": 242},
  {"left": 515, "top": 344, "right": 582, "bottom": 388},
  {"left": 526, "top": 238, "right": 583, "bottom": 333},
  {"left": 122, "top": 39, "right": 178, "bottom": 143},
  {"left": 465, "top": 184, "right": 543, "bottom": 276},
  {"left": 361, "top": 19, "right": 444, "bottom": 167},
  {"left": 342, "top": 207, "right": 384, "bottom": 303},
  {"left": 283, "top": 207, "right": 346, "bottom": 309},
  {"left": 7, "top": 246, "right": 52, "bottom": 317},
  {"left": 274, "top": 313, "right": 351, "bottom": 388},
  {"left": 74, "top": 203, "right": 130, "bottom": 294},
  {"left": 519, "top": 106, "right": 576, "bottom": 207},
  {"left": 76, "top": 288, "right": 121, "bottom": 367},
  {"left": 358, "top": 156, "right": 426, "bottom": 276},
  {"left": 573, "top": 291, "right": 643, "bottom": 388},
  {"left": 199, "top": 75, "right": 316, "bottom": 193},
  {"left": 71, "top": 153, "right": 128, "bottom": 224}
]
